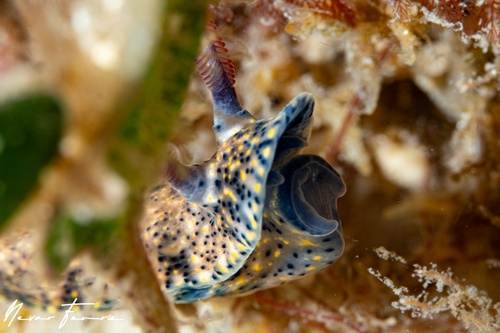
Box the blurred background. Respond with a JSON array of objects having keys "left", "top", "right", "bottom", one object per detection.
[{"left": 0, "top": 1, "right": 499, "bottom": 332}]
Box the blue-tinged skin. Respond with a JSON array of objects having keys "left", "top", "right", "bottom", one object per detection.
[{"left": 142, "top": 36, "right": 346, "bottom": 302}]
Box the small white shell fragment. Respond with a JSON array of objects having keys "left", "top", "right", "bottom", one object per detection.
[{"left": 371, "top": 132, "right": 429, "bottom": 191}]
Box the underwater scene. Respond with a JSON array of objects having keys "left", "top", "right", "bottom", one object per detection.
[{"left": 0, "top": 1, "right": 499, "bottom": 332}]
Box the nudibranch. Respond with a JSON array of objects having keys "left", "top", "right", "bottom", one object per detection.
[{"left": 142, "top": 22, "right": 346, "bottom": 304}]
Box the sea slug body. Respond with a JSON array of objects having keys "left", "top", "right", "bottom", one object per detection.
[{"left": 142, "top": 22, "right": 346, "bottom": 303}]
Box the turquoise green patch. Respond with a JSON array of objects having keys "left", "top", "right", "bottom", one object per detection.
[
  {"left": 45, "top": 212, "right": 119, "bottom": 272},
  {"left": 0, "top": 94, "right": 63, "bottom": 227}
]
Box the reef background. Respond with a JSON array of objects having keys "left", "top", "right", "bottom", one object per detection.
[{"left": 0, "top": 1, "right": 499, "bottom": 332}]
